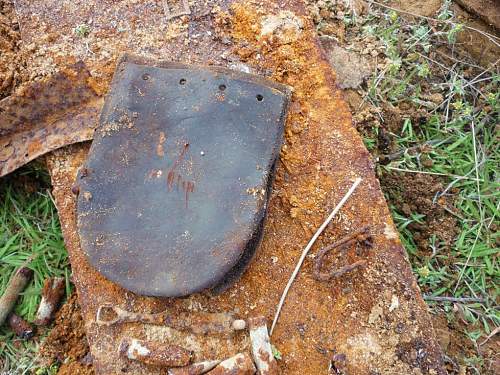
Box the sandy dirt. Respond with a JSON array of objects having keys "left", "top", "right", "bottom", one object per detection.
[
  {"left": 380, "top": 172, "right": 459, "bottom": 255},
  {"left": 391, "top": 0, "right": 499, "bottom": 66},
  {"left": 0, "top": 0, "right": 28, "bottom": 99},
  {"left": 39, "top": 293, "right": 94, "bottom": 375}
]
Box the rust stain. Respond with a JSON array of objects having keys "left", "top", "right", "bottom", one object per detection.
[
  {"left": 165, "top": 142, "right": 195, "bottom": 207},
  {"left": 184, "top": 181, "right": 195, "bottom": 209},
  {"left": 156, "top": 131, "right": 167, "bottom": 157},
  {"left": 0, "top": 141, "right": 14, "bottom": 162},
  {"left": 167, "top": 143, "right": 189, "bottom": 191}
]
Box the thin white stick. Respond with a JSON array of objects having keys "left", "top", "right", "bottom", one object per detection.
[{"left": 270, "top": 178, "right": 362, "bottom": 336}]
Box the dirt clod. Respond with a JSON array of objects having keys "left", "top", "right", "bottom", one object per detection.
[
  {"left": 320, "top": 38, "right": 373, "bottom": 89},
  {"left": 380, "top": 172, "right": 459, "bottom": 254},
  {"left": 39, "top": 293, "right": 94, "bottom": 375},
  {"left": 0, "top": 0, "right": 28, "bottom": 99}
]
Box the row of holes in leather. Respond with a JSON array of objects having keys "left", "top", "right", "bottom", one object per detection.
[{"left": 141, "top": 73, "right": 264, "bottom": 101}]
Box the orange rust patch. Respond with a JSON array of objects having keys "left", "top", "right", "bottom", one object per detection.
[{"left": 27, "top": 140, "right": 42, "bottom": 155}]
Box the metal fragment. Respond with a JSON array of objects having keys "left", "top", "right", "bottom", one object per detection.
[
  {"left": 119, "top": 338, "right": 192, "bottom": 367},
  {"left": 207, "top": 353, "right": 256, "bottom": 375},
  {"left": 38, "top": 0, "right": 447, "bottom": 373},
  {"left": 0, "top": 62, "right": 101, "bottom": 177},
  {"left": 35, "top": 277, "right": 65, "bottom": 326},
  {"left": 248, "top": 317, "right": 279, "bottom": 375},
  {"left": 97, "top": 304, "right": 246, "bottom": 335},
  {"left": 313, "top": 226, "right": 372, "bottom": 282},
  {"left": 168, "top": 360, "right": 221, "bottom": 375}
]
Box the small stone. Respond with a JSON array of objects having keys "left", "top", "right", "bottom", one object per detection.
[
  {"left": 319, "top": 8, "right": 331, "bottom": 19},
  {"left": 428, "top": 93, "right": 444, "bottom": 104},
  {"left": 368, "top": 304, "right": 383, "bottom": 324},
  {"left": 435, "top": 328, "right": 450, "bottom": 351},
  {"left": 389, "top": 295, "right": 399, "bottom": 312},
  {"left": 402, "top": 203, "right": 412, "bottom": 216},
  {"left": 422, "top": 157, "right": 433, "bottom": 168},
  {"left": 321, "top": 40, "right": 373, "bottom": 89},
  {"left": 232, "top": 319, "right": 246, "bottom": 330}
]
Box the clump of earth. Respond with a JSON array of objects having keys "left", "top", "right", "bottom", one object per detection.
[
  {"left": 39, "top": 293, "right": 94, "bottom": 375},
  {"left": 0, "top": 0, "right": 28, "bottom": 99}
]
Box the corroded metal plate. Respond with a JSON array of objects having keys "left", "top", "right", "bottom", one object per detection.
[
  {"left": 36, "top": 1, "right": 445, "bottom": 373},
  {"left": 0, "top": 62, "right": 102, "bottom": 177},
  {"left": 76, "top": 56, "right": 290, "bottom": 297}
]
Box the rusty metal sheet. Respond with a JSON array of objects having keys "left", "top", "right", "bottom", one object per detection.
[
  {"left": 76, "top": 56, "right": 290, "bottom": 297},
  {"left": 0, "top": 62, "right": 102, "bottom": 177},
  {"left": 31, "top": 0, "right": 446, "bottom": 374}
]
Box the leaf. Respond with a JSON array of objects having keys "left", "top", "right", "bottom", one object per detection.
[{"left": 271, "top": 344, "right": 282, "bottom": 360}]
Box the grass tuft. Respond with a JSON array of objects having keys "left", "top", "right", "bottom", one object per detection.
[
  {"left": 364, "top": 1, "right": 499, "bottom": 334},
  {"left": 0, "top": 164, "right": 70, "bottom": 373}
]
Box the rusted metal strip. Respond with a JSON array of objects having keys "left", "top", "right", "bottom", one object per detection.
[
  {"left": 167, "top": 360, "right": 221, "bottom": 375},
  {"left": 312, "top": 226, "right": 371, "bottom": 282},
  {"left": 96, "top": 304, "right": 246, "bottom": 335},
  {"left": 207, "top": 353, "right": 256, "bottom": 375},
  {"left": 7, "top": 313, "right": 35, "bottom": 340},
  {"left": 0, "top": 267, "right": 32, "bottom": 326},
  {"left": 35, "top": 277, "right": 66, "bottom": 326},
  {"left": 119, "top": 338, "right": 193, "bottom": 367},
  {"left": 248, "top": 317, "right": 279, "bottom": 375}
]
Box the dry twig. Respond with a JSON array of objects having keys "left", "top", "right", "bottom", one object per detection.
[
  {"left": 35, "top": 277, "right": 65, "bottom": 326},
  {"left": 368, "top": 0, "right": 500, "bottom": 47},
  {"left": 0, "top": 267, "right": 33, "bottom": 326},
  {"left": 479, "top": 326, "right": 499, "bottom": 346},
  {"left": 423, "top": 295, "right": 486, "bottom": 303}
]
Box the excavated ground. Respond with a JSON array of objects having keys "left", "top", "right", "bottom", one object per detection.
[{"left": 0, "top": 0, "right": 497, "bottom": 373}]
